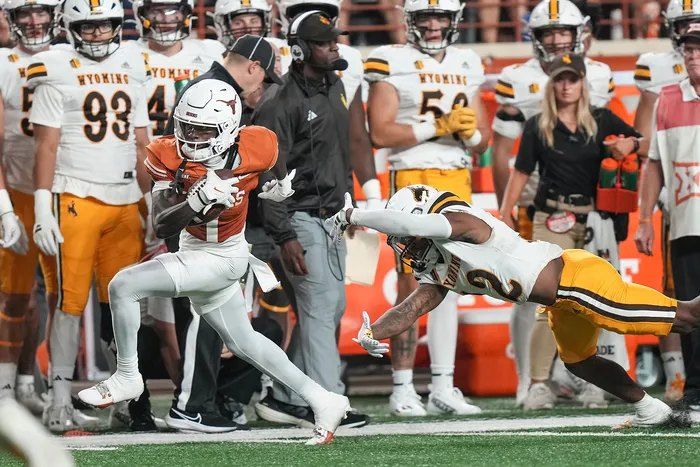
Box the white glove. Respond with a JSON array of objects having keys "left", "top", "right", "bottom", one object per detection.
[
  {"left": 8, "top": 219, "right": 29, "bottom": 255},
  {"left": 324, "top": 192, "right": 353, "bottom": 244},
  {"left": 33, "top": 189, "right": 63, "bottom": 256},
  {"left": 258, "top": 169, "right": 296, "bottom": 202},
  {"left": 187, "top": 169, "right": 240, "bottom": 212},
  {"left": 0, "top": 189, "right": 23, "bottom": 252},
  {"left": 352, "top": 311, "right": 389, "bottom": 358}
]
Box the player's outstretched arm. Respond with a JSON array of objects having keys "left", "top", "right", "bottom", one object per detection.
[
  {"left": 371, "top": 284, "right": 448, "bottom": 340},
  {"left": 327, "top": 193, "right": 492, "bottom": 244}
]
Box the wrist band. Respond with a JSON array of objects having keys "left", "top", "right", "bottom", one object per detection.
[
  {"left": 638, "top": 217, "right": 652, "bottom": 224},
  {"left": 463, "top": 129, "right": 482, "bottom": 148},
  {"left": 411, "top": 121, "right": 437, "bottom": 143}
]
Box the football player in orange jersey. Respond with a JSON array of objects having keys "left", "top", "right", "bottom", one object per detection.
[{"left": 78, "top": 79, "right": 350, "bottom": 445}]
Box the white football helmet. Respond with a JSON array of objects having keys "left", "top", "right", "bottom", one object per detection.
[
  {"left": 213, "top": 0, "right": 271, "bottom": 49},
  {"left": 60, "top": 0, "right": 123, "bottom": 59},
  {"left": 3, "top": 0, "right": 60, "bottom": 50},
  {"left": 528, "top": 0, "right": 586, "bottom": 63},
  {"left": 404, "top": 0, "right": 464, "bottom": 55},
  {"left": 277, "top": 0, "right": 340, "bottom": 32},
  {"left": 386, "top": 185, "right": 442, "bottom": 273},
  {"left": 665, "top": 0, "right": 700, "bottom": 51},
  {"left": 173, "top": 80, "right": 243, "bottom": 163},
  {"left": 132, "top": 0, "right": 194, "bottom": 46}
]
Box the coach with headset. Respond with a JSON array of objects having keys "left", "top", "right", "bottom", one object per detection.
[{"left": 252, "top": 10, "right": 369, "bottom": 427}]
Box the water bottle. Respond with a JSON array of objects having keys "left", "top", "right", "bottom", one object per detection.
[
  {"left": 599, "top": 158, "right": 619, "bottom": 188},
  {"left": 621, "top": 155, "right": 639, "bottom": 191}
]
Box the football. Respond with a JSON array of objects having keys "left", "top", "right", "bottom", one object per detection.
[{"left": 183, "top": 169, "right": 240, "bottom": 225}]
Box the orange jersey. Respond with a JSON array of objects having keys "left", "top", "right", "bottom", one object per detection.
[{"left": 144, "top": 126, "right": 278, "bottom": 242}]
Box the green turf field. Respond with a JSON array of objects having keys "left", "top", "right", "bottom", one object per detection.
[{"left": 3, "top": 393, "right": 699, "bottom": 466}]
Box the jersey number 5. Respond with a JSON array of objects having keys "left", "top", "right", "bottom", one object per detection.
[
  {"left": 20, "top": 87, "right": 34, "bottom": 137},
  {"left": 83, "top": 91, "right": 132, "bottom": 143}
]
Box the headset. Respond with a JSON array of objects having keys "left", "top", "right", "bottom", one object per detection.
[
  {"left": 287, "top": 9, "right": 347, "bottom": 71},
  {"left": 287, "top": 9, "right": 320, "bottom": 63}
]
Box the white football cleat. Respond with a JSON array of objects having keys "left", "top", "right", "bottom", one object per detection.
[
  {"left": 16, "top": 384, "right": 47, "bottom": 416},
  {"left": 523, "top": 383, "right": 555, "bottom": 411},
  {"left": 577, "top": 383, "right": 609, "bottom": 409},
  {"left": 306, "top": 392, "right": 350, "bottom": 446},
  {"left": 77, "top": 373, "right": 144, "bottom": 409},
  {"left": 515, "top": 378, "right": 530, "bottom": 407},
  {"left": 43, "top": 404, "right": 98, "bottom": 433},
  {"left": 630, "top": 397, "right": 673, "bottom": 427},
  {"left": 427, "top": 386, "right": 482, "bottom": 415},
  {"left": 389, "top": 385, "right": 427, "bottom": 417},
  {"left": 614, "top": 397, "right": 673, "bottom": 430}
]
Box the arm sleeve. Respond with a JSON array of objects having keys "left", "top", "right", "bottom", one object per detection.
[
  {"left": 513, "top": 117, "right": 540, "bottom": 174},
  {"left": 350, "top": 209, "right": 453, "bottom": 239},
  {"left": 29, "top": 84, "right": 63, "bottom": 128}
]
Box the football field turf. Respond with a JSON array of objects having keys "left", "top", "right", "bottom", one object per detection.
[{"left": 3, "top": 395, "right": 699, "bottom": 466}]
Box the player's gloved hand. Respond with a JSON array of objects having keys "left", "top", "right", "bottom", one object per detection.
[
  {"left": 33, "top": 189, "right": 63, "bottom": 257},
  {"left": 324, "top": 192, "right": 353, "bottom": 244},
  {"left": 0, "top": 189, "right": 24, "bottom": 252},
  {"left": 8, "top": 220, "right": 29, "bottom": 255},
  {"left": 258, "top": 169, "right": 296, "bottom": 203},
  {"left": 352, "top": 311, "right": 389, "bottom": 358},
  {"left": 434, "top": 105, "right": 477, "bottom": 137},
  {"left": 187, "top": 169, "right": 239, "bottom": 212}
]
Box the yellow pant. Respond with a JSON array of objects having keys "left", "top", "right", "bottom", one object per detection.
[
  {"left": 390, "top": 168, "right": 472, "bottom": 273},
  {"left": 0, "top": 189, "right": 39, "bottom": 295},
  {"left": 40, "top": 194, "right": 143, "bottom": 315},
  {"left": 547, "top": 249, "right": 677, "bottom": 364}
]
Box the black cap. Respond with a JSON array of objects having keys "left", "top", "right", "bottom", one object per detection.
[
  {"left": 549, "top": 54, "right": 586, "bottom": 79},
  {"left": 230, "top": 34, "right": 283, "bottom": 85},
  {"left": 288, "top": 11, "right": 348, "bottom": 42},
  {"left": 680, "top": 22, "right": 700, "bottom": 44}
]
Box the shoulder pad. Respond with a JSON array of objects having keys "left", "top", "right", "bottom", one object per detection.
[
  {"left": 364, "top": 45, "right": 414, "bottom": 83},
  {"left": 495, "top": 61, "right": 543, "bottom": 105},
  {"left": 24, "top": 48, "right": 68, "bottom": 88}
]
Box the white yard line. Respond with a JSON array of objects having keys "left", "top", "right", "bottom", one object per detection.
[{"left": 61, "top": 413, "right": 700, "bottom": 449}]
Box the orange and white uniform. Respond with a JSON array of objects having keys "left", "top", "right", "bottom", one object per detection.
[{"left": 143, "top": 125, "right": 279, "bottom": 312}]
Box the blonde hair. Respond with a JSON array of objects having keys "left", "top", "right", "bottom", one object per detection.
[{"left": 537, "top": 77, "right": 597, "bottom": 148}]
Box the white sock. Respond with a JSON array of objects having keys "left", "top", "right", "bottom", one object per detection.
[
  {"left": 510, "top": 302, "right": 537, "bottom": 382},
  {"left": 116, "top": 355, "right": 139, "bottom": 380},
  {"left": 49, "top": 310, "right": 80, "bottom": 406},
  {"left": 393, "top": 369, "right": 413, "bottom": 389},
  {"left": 430, "top": 365, "right": 454, "bottom": 392},
  {"left": 0, "top": 363, "right": 18, "bottom": 399},
  {"left": 427, "top": 292, "right": 458, "bottom": 391},
  {"left": 661, "top": 351, "right": 685, "bottom": 382},
  {"left": 15, "top": 374, "right": 34, "bottom": 391}
]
